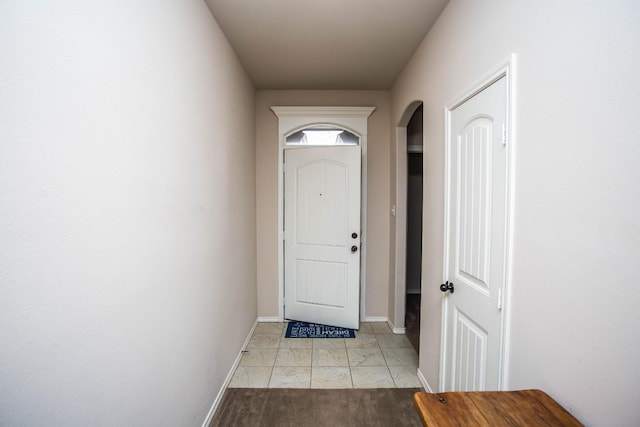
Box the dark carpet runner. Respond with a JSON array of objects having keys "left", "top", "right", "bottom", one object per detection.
[{"left": 210, "top": 388, "right": 423, "bottom": 426}]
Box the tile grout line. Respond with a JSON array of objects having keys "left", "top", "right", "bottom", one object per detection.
[
  {"left": 250, "top": 322, "right": 417, "bottom": 389},
  {"left": 377, "top": 333, "right": 395, "bottom": 388}
]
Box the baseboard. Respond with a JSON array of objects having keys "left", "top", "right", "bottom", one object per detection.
[
  {"left": 416, "top": 368, "right": 434, "bottom": 393},
  {"left": 257, "top": 316, "right": 280, "bottom": 322},
  {"left": 390, "top": 325, "right": 406, "bottom": 334},
  {"left": 385, "top": 318, "right": 406, "bottom": 335},
  {"left": 201, "top": 318, "right": 258, "bottom": 427},
  {"left": 364, "top": 316, "right": 388, "bottom": 322}
]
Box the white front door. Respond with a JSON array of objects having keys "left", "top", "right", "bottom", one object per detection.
[
  {"left": 284, "top": 146, "right": 361, "bottom": 329},
  {"left": 442, "top": 76, "right": 508, "bottom": 391}
]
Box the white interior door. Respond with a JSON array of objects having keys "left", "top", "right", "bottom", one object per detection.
[
  {"left": 284, "top": 146, "right": 361, "bottom": 329},
  {"left": 443, "top": 76, "right": 508, "bottom": 391}
]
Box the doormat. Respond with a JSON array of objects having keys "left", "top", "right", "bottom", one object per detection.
[{"left": 285, "top": 321, "right": 356, "bottom": 338}]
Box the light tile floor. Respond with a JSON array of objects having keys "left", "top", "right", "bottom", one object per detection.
[{"left": 229, "top": 322, "right": 421, "bottom": 389}]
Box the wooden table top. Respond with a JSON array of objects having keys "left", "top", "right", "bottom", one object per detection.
[{"left": 413, "top": 389, "right": 583, "bottom": 426}]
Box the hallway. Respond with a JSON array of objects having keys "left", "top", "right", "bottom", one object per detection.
[
  {"left": 229, "top": 322, "right": 420, "bottom": 389},
  {"left": 2, "top": 2, "right": 639, "bottom": 425}
]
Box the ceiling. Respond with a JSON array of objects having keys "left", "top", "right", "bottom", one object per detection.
[{"left": 206, "top": 0, "right": 449, "bottom": 90}]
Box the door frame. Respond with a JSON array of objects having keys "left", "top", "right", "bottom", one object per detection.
[
  {"left": 440, "top": 55, "right": 516, "bottom": 391},
  {"left": 392, "top": 101, "right": 423, "bottom": 334},
  {"left": 271, "top": 106, "right": 375, "bottom": 322}
]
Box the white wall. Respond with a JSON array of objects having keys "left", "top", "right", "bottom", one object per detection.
[
  {"left": 0, "top": 1, "right": 256, "bottom": 425},
  {"left": 255, "top": 91, "right": 391, "bottom": 319},
  {"left": 391, "top": 0, "right": 640, "bottom": 425}
]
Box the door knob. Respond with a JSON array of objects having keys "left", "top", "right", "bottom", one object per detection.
[
  {"left": 440, "top": 281, "right": 454, "bottom": 294},
  {"left": 351, "top": 232, "right": 358, "bottom": 239},
  {"left": 351, "top": 245, "right": 358, "bottom": 252}
]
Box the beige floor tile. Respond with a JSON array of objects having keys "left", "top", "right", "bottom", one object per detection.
[
  {"left": 311, "top": 367, "right": 353, "bottom": 389},
  {"left": 388, "top": 366, "right": 421, "bottom": 388},
  {"left": 253, "top": 322, "right": 284, "bottom": 336},
  {"left": 247, "top": 334, "right": 281, "bottom": 349},
  {"left": 313, "top": 338, "right": 346, "bottom": 348},
  {"left": 350, "top": 366, "right": 395, "bottom": 388},
  {"left": 274, "top": 348, "right": 312, "bottom": 366},
  {"left": 253, "top": 322, "right": 285, "bottom": 335},
  {"left": 254, "top": 322, "right": 285, "bottom": 335},
  {"left": 381, "top": 348, "right": 419, "bottom": 367},
  {"left": 229, "top": 366, "right": 273, "bottom": 388},
  {"left": 357, "top": 322, "right": 374, "bottom": 334},
  {"left": 347, "top": 347, "right": 386, "bottom": 367},
  {"left": 312, "top": 348, "right": 349, "bottom": 367},
  {"left": 239, "top": 348, "right": 278, "bottom": 367},
  {"left": 279, "top": 337, "right": 313, "bottom": 349},
  {"left": 371, "top": 322, "right": 392, "bottom": 335},
  {"left": 376, "top": 334, "right": 412, "bottom": 349},
  {"left": 345, "top": 333, "right": 378, "bottom": 349},
  {"left": 269, "top": 367, "right": 311, "bottom": 388}
]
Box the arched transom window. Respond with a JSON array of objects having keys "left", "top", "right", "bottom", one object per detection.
[{"left": 285, "top": 126, "right": 360, "bottom": 146}]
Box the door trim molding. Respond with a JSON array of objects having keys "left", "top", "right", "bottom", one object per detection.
[
  {"left": 271, "top": 106, "right": 375, "bottom": 323},
  {"left": 440, "top": 54, "right": 516, "bottom": 391}
]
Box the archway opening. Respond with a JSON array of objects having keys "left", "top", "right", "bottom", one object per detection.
[
  {"left": 404, "top": 104, "right": 423, "bottom": 353},
  {"left": 394, "top": 101, "right": 423, "bottom": 353}
]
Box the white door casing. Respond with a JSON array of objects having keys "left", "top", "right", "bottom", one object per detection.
[
  {"left": 271, "top": 107, "right": 375, "bottom": 325},
  {"left": 441, "top": 57, "right": 514, "bottom": 392},
  {"left": 284, "top": 147, "right": 361, "bottom": 329}
]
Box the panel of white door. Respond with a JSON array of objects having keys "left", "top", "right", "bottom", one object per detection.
[
  {"left": 443, "top": 77, "right": 508, "bottom": 391},
  {"left": 284, "top": 146, "right": 361, "bottom": 329}
]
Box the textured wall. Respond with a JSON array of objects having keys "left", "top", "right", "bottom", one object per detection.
[
  {"left": 0, "top": 1, "right": 256, "bottom": 425},
  {"left": 391, "top": 0, "right": 640, "bottom": 424}
]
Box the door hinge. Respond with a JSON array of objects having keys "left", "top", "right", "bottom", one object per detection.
[
  {"left": 497, "top": 288, "right": 503, "bottom": 310},
  {"left": 501, "top": 123, "right": 507, "bottom": 146}
]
